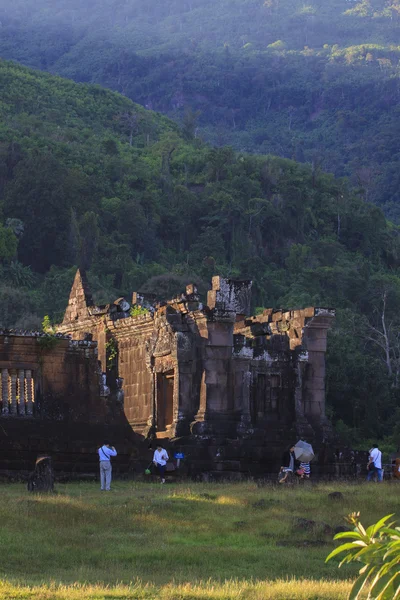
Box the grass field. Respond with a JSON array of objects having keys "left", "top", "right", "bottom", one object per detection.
[{"left": 0, "top": 480, "right": 397, "bottom": 599}]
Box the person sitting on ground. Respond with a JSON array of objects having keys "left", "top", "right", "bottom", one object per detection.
[
  {"left": 279, "top": 445, "right": 295, "bottom": 483},
  {"left": 153, "top": 444, "right": 169, "bottom": 484}
]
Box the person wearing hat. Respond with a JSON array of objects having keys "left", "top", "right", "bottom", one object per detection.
[{"left": 153, "top": 444, "right": 169, "bottom": 484}]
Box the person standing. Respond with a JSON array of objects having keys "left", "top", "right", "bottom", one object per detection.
[
  {"left": 98, "top": 441, "right": 117, "bottom": 491},
  {"left": 153, "top": 444, "right": 169, "bottom": 484},
  {"left": 367, "top": 444, "right": 383, "bottom": 482}
]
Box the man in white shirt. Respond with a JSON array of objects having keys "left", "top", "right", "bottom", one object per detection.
[
  {"left": 153, "top": 445, "right": 169, "bottom": 484},
  {"left": 98, "top": 441, "right": 117, "bottom": 491},
  {"left": 367, "top": 444, "right": 383, "bottom": 482}
]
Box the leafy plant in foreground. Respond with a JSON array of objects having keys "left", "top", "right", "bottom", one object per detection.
[{"left": 326, "top": 512, "right": 400, "bottom": 599}]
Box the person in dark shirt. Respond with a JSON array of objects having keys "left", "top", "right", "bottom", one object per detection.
[{"left": 279, "top": 445, "right": 295, "bottom": 483}]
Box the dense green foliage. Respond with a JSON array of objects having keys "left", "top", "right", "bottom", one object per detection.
[
  {"left": 2, "top": 0, "right": 400, "bottom": 216},
  {"left": 0, "top": 59, "right": 400, "bottom": 442}
]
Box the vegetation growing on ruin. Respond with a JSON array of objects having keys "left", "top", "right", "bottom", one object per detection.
[
  {"left": 130, "top": 306, "right": 150, "bottom": 318},
  {"left": 0, "top": 60, "right": 399, "bottom": 442},
  {"left": 2, "top": 1, "right": 400, "bottom": 217},
  {"left": 105, "top": 334, "right": 118, "bottom": 367},
  {"left": 0, "top": 481, "right": 398, "bottom": 599}
]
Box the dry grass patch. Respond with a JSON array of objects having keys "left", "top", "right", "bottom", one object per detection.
[{"left": 0, "top": 579, "right": 352, "bottom": 599}]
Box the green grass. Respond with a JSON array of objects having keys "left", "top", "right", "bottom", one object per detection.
[{"left": 0, "top": 481, "right": 397, "bottom": 599}]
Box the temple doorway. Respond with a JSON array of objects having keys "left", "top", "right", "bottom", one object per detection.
[{"left": 157, "top": 370, "right": 174, "bottom": 431}]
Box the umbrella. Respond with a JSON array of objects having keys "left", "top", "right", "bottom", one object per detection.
[{"left": 294, "top": 440, "right": 314, "bottom": 463}]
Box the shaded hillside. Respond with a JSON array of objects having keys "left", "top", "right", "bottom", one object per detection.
[
  {"left": 0, "top": 59, "right": 400, "bottom": 441},
  {"left": 1, "top": 0, "right": 400, "bottom": 216}
]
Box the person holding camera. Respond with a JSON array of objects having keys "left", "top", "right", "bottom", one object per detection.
[{"left": 98, "top": 440, "right": 117, "bottom": 491}]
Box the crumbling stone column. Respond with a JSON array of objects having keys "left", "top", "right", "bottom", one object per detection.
[
  {"left": 194, "top": 277, "right": 253, "bottom": 434},
  {"left": 1, "top": 368, "right": 9, "bottom": 415},
  {"left": 9, "top": 369, "right": 17, "bottom": 415},
  {"left": 302, "top": 311, "right": 334, "bottom": 423},
  {"left": 18, "top": 369, "right": 25, "bottom": 415},
  {"left": 25, "top": 370, "right": 33, "bottom": 416}
]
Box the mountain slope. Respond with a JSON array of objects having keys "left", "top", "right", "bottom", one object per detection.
[
  {"left": 1, "top": 0, "right": 400, "bottom": 216},
  {"left": 0, "top": 59, "right": 400, "bottom": 441}
]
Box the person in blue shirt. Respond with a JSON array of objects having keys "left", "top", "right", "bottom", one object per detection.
[{"left": 98, "top": 441, "right": 117, "bottom": 491}]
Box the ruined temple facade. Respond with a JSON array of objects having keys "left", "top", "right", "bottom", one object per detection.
[
  {"left": 0, "top": 330, "right": 135, "bottom": 474},
  {"left": 58, "top": 271, "right": 334, "bottom": 472}
]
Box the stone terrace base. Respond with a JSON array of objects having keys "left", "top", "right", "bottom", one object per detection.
[
  {"left": 162, "top": 420, "right": 335, "bottom": 480},
  {"left": 0, "top": 418, "right": 145, "bottom": 479}
]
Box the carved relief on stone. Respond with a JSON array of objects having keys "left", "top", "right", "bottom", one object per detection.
[
  {"left": 96, "top": 362, "right": 110, "bottom": 397},
  {"left": 153, "top": 325, "right": 174, "bottom": 358},
  {"left": 100, "top": 372, "right": 110, "bottom": 397},
  {"left": 116, "top": 378, "right": 124, "bottom": 406},
  {"left": 176, "top": 331, "right": 193, "bottom": 361},
  {"left": 144, "top": 339, "right": 154, "bottom": 371},
  {"left": 154, "top": 356, "right": 175, "bottom": 374}
]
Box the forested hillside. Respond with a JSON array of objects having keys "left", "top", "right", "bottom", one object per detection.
[
  {"left": 0, "top": 59, "right": 400, "bottom": 443},
  {"left": 1, "top": 0, "right": 400, "bottom": 217}
]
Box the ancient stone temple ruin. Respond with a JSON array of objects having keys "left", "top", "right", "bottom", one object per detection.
[
  {"left": 57, "top": 270, "right": 335, "bottom": 476},
  {"left": 0, "top": 330, "right": 137, "bottom": 474}
]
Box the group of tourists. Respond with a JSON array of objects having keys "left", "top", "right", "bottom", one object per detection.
[
  {"left": 279, "top": 445, "right": 311, "bottom": 483},
  {"left": 279, "top": 442, "right": 385, "bottom": 483},
  {"left": 97, "top": 439, "right": 388, "bottom": 490},
  {"left": 98, "top": 441, "right": 168, "bottom": 490}
]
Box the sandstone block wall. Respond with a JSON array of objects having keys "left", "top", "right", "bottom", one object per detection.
[{"left": 58, "top": 270, "right": 335, "bottom": 461}]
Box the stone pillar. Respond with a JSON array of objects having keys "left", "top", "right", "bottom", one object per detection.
[
  {"left": 302, "top": 311, "right": 334, "bottom": 423},
  {"left": 193, "top": 321, "right": 235, "bottom": 435},
  {"left": 26, "top": 370, "right": 33, "bottom": 416},
  {"left": 294, "top": 352, "right": 314, "bottom": 438},
  {"left": 1, "top": 369, "right": 9, "bottom": 415},
  {"left": 203, "top": 326, "right": 234, "bottom": 415},
  {"left": 9, "top": 370, "right": 17, "bottom": 415},
  {"left": 18, "top": 369, "right": 25, "bottom": 415},
  {"left": 236, "top": 368, "right": 253, "bottom": 435},
  {"left": 193, "top": 276, "right": 254, "bottom": 435},
  {"left": 171, "top": 368, "right": 180, "bottom": 433}
]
